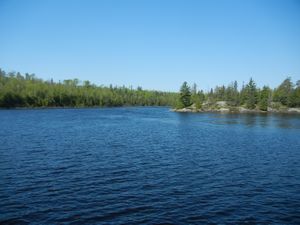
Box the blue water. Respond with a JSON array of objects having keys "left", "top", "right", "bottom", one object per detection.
[{"left": 0, "top": 107, "right": 300, "bottom": 224}]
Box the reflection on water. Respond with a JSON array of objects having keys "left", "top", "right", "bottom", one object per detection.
[{"left": 208, "top": 113, "right": 300, "bottom": 129}]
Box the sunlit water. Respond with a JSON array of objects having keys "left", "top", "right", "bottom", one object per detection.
[{"left": 0, "top": 107, "right": 300, "bottom": 224}]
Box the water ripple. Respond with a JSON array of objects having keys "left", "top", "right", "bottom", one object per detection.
[{"left": 0, "top": 107, "right": 299, "bottom": 224}]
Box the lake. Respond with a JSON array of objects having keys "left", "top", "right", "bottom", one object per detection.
[{"left": 0, "top": 107, "right": 300, "bottom": 224}]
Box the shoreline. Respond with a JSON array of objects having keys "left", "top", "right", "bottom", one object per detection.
[
  {"left": 1, "top": 105, "right": 300, "bottom": 115},
  {"left": 172, "top": 107, "right": 300, "bottom": 115},
  {"left": 0, "top": 105, "right": 170, "bottom": 110}
]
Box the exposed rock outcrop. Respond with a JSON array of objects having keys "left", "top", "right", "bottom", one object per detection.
[{"left": 173, "top": 101, "right": 300, "bottom": 114}]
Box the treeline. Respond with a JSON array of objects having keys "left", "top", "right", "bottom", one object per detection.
[
  {"left": 1, "top": 68, "right": 299, "bottom": 110},
  {"left": 178, "top": 77, "right": 300, "bottom": 111},
  {"left": 0, "top": 69, "right": 178, "bottom": 108}
]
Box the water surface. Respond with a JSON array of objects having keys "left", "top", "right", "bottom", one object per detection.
[{"left": 0, "top": 107, "right": 300, "bottom": 224}]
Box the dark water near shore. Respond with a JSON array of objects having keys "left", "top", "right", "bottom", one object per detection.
[{"left": 0, "top": 107, "right": 300, "bottom": 224}]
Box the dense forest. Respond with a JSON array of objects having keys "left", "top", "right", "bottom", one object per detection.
[
  {"left": 1, "top": 68, "right": 299, "bottom": 111},
  {"left": 0, "top": 69, "right": 178, "bottom": 108},
  {"left": 177, "top": 77, "right": 300, "bottom": 111}
]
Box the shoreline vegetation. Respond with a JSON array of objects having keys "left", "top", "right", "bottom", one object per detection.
[
  {"left": 174, "top": 79, "right": 300, "bottom": 114},
  {"left": 0, "top": 68, "right": 299, "bottom": 114},
  {"left": 0, "top": 69, "right": 177, "bottom": 108}
]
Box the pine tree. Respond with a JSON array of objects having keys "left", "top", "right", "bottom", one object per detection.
[
  {"left": 245, "top": 78, "right": 257, "bottom": 109},
  {"left": 179, "top": 81, "right": 191, "bottom": 107}
]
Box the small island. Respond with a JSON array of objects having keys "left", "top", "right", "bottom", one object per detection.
[{"left": 174, "top": 79, "right": 300, "bottom": 114}]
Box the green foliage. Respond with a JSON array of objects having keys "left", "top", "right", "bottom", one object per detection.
[
  {"left": 194, "top": 91, "right": 205, "bottom": 109},
  {"left": 270, "top": 102, "right": 285, "bottom": 110},
  {"left": 213, "top": 85, "right": 226, "bottom": 101},
  {"left": 225, "top": 81, "right": 239, "bottom": 106},
  {"left": 0, "top": 69, "right": 178, "bottom": 108},
  {"left": 273, "top": 77, "right": 293, "bottom": 106},
  {"left": 179, "top": 81, "right": 192, "bottom": 107},
  {"left": 178, "top": 78, "right": 300, "bottom": 110},
  {"left": 1, "top": 68, "right": 300, "bottom": 110},
  {"left": 289, "top": 80, "right": 300, "bottom": 107},
  {"left": 258, "top": 86, "right": 271, "bottom": 111},
  {"left": 174, "top": 99, "right": 185, "bottom": 109},
  {"left": 190, "top": 83, "right": 204, "bottom": 109},
  {"left": 244, "top": 78, "right": 257, "bottom": 109}
]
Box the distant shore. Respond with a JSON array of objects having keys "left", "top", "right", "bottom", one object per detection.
[{"left": 0, "top": 105, "right": 169, "bottom": 110}]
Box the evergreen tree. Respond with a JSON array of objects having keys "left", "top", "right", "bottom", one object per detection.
[
  {"left": 258, "top": 86, "right": 271, "bottom": 111},
  {"left": 179, "top": 81, "right": 192, "bottom": 107},
  {"left": 245, "top": 78, "right": 257, "bottom": 109},
  {"left": 233, "top": 81, "right": 239, "bottom": 106}
]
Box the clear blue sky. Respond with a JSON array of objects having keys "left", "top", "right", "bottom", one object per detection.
[{"left": 0, "top": 0, "right": 299, "bottom": 91}]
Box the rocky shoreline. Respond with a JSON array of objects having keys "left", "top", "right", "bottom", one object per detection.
[{"left": 172, "top": 101, "right": 300, "bottom": 114}]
